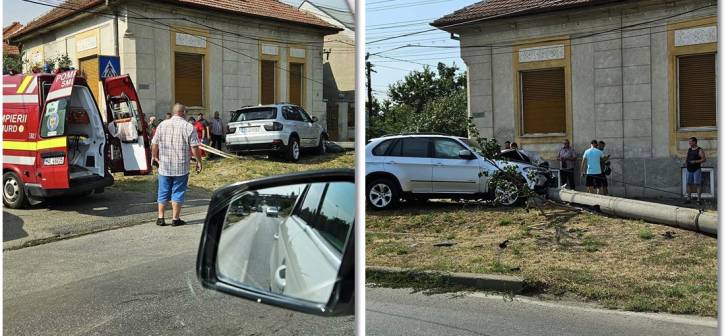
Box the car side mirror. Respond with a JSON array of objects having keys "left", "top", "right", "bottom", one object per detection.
[
  {"left": 311, "top": 116, "right": 319, "bottom": 123},
  {"left": 197, "top": 169, "right": 355, "bottom": 316},
  {"left": 458, "top": 149, "right": 475, "bottom": 160}
]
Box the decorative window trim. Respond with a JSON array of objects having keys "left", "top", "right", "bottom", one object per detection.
[
  {"left": 667, "top": 16, "right": 717, "bottom": 157},
  {"left": 512, "top": 36, "right": 572, "bottom": 145},
  {"left": 170, "top": 26, "right": 209, "bottom": 109}
]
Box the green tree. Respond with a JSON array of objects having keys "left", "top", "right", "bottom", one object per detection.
[
  {"left": 368, "top": 62, "right": 468, "bottom": 138},
  {"left": 3, "top": 54, "right": 23, "bottom": 74}
]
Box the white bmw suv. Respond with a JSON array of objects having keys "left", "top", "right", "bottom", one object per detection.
[
  {"left": 365, "top": 134, "right": 551, "bottom": 209},
  {"left": 225, "top": 104, "right": 327, "bottom": 162}
]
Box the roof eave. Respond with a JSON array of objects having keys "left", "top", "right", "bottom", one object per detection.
[
  {"left": 154, "top": 0, "right": 343, "bottom": 34},
  {"left": 10, "top": 0, "right": 342, "bottom": 43},
  {"left": 432, "top": 0, "right": 625, "bottom": 32},
  {"left": 8, "top": 0, "right": 107, "bottom": 43}
]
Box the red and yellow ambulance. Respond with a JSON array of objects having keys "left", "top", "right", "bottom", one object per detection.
[{"left": 3, "top": 70, "right": 151, "bottom": 208}]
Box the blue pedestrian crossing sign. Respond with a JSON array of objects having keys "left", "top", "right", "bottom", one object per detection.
[{"left": 98, "top": 56, "right": 121, "bottom": 80}]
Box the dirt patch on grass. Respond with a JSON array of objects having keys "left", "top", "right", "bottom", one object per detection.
[
  {"left": 111, "top": 152, "right": 354, "bottom": 195},
  {"left": 366, "top": 201, "right": 717, "bottom": 316}
]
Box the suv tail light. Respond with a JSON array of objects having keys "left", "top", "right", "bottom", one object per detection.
[
  {"left": 227, "top": 126, "right": 236, "bottom": 134},
  {"left": 264, "top": 122, "right": 283, "bottom": 131}
]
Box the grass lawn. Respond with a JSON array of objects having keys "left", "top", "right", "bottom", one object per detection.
[
  {"left": 110, "top": 152, "right": 354, "bottom": 195},
  {"left": 366, "top": 201, "right": 717, "bottom": 316}
]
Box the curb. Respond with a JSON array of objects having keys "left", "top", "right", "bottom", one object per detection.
[
  {"left": 4, "top": 205, "right": 210, "bottom": 251},
  {"left": 367, "top": 266, "right": 525, "bottom": 293}
]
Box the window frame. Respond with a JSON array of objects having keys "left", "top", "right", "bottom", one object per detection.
[
  {"left": 389, "top": 137, "right": 430, "bottom": 158},
  {"left": 675, "top": 52, "right": 717, "bottom": 132},
  {"left": 511, "top": 37, "right": 572, "bottom": 146},
  {"left": 173, "top": 52, "right": 206, "bottom": 108},
  {"left": 518, "top": 67, "right": 567, "bottom": 136},
  {"left": 170, "top": 27, "right": 209, "bottom": 111},
  {"left": 282, "top": 106, "right": 304, "bottom": 121},
  {"left": 666, "top": 16, "right": 718, "bottom": 157},
  {"left": 288, "top": 62, "right": 305, "bottom": 108},
  {"left": 372, "top": 139, "right": 396, "bottom": 156},
  {"left": 431, "top": 138, "right": 469, "bottom": 159},
  {"left": 260, "top": 59, "right": 278, "bottom": 105}
]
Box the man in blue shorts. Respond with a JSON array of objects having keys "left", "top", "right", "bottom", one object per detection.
[
  {"left": 580, "top": 140, "right": 604, "bottom": 194},
  {"left": 151, "top": 103, "right": 203, "bottom": 226}
]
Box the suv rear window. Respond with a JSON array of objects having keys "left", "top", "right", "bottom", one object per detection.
[
  {"left": 230, "top": 108, "right": 277, "bottom": 122},
  {"left": 372, "top": 139, "right": 395, "bottom": 156},
  {"left": 283, "top": 106, "right": 304, "bottom": 121},
  {"left": 400, "top": 138, "right": 429, "bottom": 157}
]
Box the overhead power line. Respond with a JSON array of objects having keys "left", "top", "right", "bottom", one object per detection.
[
  {"left": 370, "top": 21, "right": 718, "bottom": 62},
  {"left": 20, "top": 0, "right": 348, "bottom": 89},
  {"left": 19, "top": 0, "right": 354, "bottom": 48}
]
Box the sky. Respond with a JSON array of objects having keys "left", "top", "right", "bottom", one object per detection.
[
  {"left": 366, "top": 0, "right": 479, "bottom": 99},
  {"left": 3, "top": 0, "right": 52, "bottom": 26}
]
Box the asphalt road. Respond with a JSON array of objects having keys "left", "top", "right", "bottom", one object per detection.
[
  {"left": 218, "top": 212, "right": 282, "bottom": 290},
  {"left": 3, "top": 189, "right": 210, "bottom": 250},
  {"left": 4, "top": 213, "right": 353, "bottom": 336},
  {"left": 366, "top": 287, "right": 717, "bottom": 336}
]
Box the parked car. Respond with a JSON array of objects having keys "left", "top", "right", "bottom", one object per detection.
[
  {"left": 225, "top": 104, "right": 327, "bottom": 162},
  {"left": 197, "top": 169, "right": 354, "bottom": 316},
  {"left": 268, "top": 180, "right": 354, "bottom": 303},
  {"left": 265, "top": 206, "right": 279, "bottom": 217},
  {"left": 365, "top": 134, "right": 552, "bottom": 209}
]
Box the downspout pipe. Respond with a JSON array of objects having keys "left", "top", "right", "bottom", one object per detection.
[
  {"left": 548, "top": 188, "right": 717, "bottom": 236},
  {"left": 112, "top": 4, "right": 119, "bottom": 56}
]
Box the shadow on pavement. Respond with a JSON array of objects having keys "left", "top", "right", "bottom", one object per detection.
[
  {"left": 35, "top": 188, "right": 211, "bottom": 219},
  {"left": 3, "top": 212, "right": 28, "bottom": 242}
]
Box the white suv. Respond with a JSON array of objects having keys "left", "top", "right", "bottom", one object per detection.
[
  {"left": 365, "top": 134, "right": 551, "bottom": 209},
  {"left": 225, "top": 104, "right": 327, "bottom": 162}
]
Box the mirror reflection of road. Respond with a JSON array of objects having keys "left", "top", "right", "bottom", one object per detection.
[
  {"left": 3, "top": 213, "right": 353, "bottom": 335},
  {"left": 218, "top": 211, "right": 282, "bottom": 290}
]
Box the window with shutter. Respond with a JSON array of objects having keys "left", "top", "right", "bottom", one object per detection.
[
  {"left": 677, "top": 53, "right": 716, "bottom": 128},
  {"left": 261, "top": 60, "right": 276, "bottom": 105},
  {"left": 289, "top": 63, "right": 303, "bottom": 106},
  {"left": 79, "top": 56, "right": 99, "bottom": 101},
  {"left": 520, "top": 68, "right": 566, "bottom": 134},
  {"left": 174, "top": 53, "right": 204, "bottom": 107}
]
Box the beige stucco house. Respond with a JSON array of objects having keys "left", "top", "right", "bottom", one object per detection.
[
  {"left": 299, "top": 0, "right": 355, "bottom": 141},
  {"left": 9, "top": 0, "right": 341, "bottom": 129},
  {"left": 435, "top": 0, "right": 718, "bottom": 199}
]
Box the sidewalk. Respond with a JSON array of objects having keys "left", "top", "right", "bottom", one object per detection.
[{"left": 3, "top": 189, "right": 210, "bottom": 250}]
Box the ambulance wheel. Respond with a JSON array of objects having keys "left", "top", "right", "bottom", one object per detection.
[{"left": 3, "top": 172, "right": 28, "bottom": 209}]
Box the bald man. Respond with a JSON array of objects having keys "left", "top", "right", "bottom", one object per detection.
[{"left": 151, "top": 103, "right": 202, "bottom": 226}]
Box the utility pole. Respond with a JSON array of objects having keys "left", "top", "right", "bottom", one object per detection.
[{"left": 366, "top": 52, "right": 373, "bottom": 119}]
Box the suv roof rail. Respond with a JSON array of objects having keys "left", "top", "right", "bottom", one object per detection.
[{"left": 380, "top": 132, "right": 451, "bottom": 137}]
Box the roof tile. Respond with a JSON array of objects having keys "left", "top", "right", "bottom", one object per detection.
[
  {"left": 433, "top": 0, "right": 622, "bottom": 28},
  {"left": 10, "top": 0, "right": 339, "bottom": 40}
]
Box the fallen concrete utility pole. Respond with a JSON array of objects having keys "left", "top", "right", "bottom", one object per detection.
[
  {"left": 198, "top": 144, "right": 238, "bottom": 159},
  {"left": 548, "top": 188, "right": 717, "bottom": 236}
]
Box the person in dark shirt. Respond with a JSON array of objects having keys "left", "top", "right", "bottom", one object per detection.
[{"left": 684, "top": 137, "right": 706, "bottom": 204}]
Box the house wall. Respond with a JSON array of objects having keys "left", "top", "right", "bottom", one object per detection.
[
  {"left": 21, "top": 13, "right": 117, "bottom": 112},
  {"left": 453, "top": 0, "right": 718, "bottom": 199},
  {"left": 18, "top": 2, "right": 329, "bottom": 130},
  {"left": 299, "top": 1, "right": 355, "bottom": 140}
]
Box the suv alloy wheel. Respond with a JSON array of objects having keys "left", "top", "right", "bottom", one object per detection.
[{"left": 366, "top": 178, "right": 399, "bottom": 210}]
